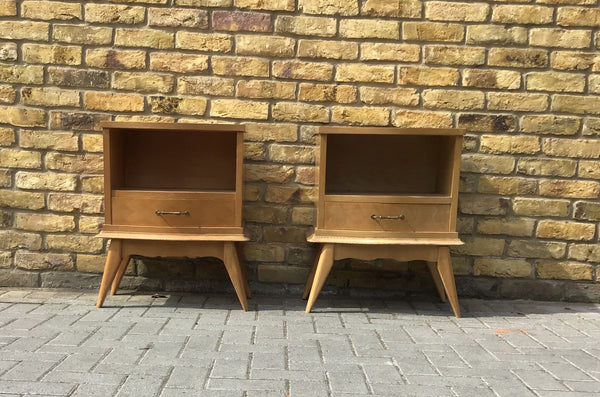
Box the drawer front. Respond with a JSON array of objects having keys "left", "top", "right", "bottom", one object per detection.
[
  {"left": 323, "top": 202, "right": 451, "bottom": 232},
  {"left": 112, "top": 194, "right": 236, "bottom": 228}
]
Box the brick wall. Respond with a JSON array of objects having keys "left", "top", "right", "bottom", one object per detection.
[{"left": 1, "top": 0, "right": 600, "bottom": 301}]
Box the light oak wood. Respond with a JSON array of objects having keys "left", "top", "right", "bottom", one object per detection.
[
  {"left": 96, "top": 239, "right": 122, "bottom": 308},
  {"left": 305, "top": 244, "right": 334, "bottom": 313}
]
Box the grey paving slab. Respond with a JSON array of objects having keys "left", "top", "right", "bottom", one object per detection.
[{"left": 1, "top": 288, "right": 600, "bottom": 396}]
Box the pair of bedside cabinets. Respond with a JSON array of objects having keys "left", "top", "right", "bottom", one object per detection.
[{"left": 96, "top": 122, "right": 465, "bottom": 317}]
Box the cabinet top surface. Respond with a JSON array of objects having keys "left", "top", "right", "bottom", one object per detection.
[
  {"left": 319, "top": 127, "right": 465, "bottom": 136},
  {"left": 100, "top": 121, "right": 246, "bottom": 132}
]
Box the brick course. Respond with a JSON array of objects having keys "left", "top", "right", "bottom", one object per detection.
[{"left": 1, "top": 0, "right": 600, "bottom": 300}]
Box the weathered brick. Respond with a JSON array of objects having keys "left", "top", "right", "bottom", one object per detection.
[
  {"left": 466, "top": 25, "right": 527, "bottom": 45},
  {"left": 258, "top": 264, "right": 309, "bottom": 283},
  {"left": 569, "top": 244, "right": 600, "bottom": 262},
  {"left": 244, "top": 244, "right": 285, "bottom": 262},
  {"left": 149, "top": 7, "right": 207, "bottom": 28},
  {"left": 115, "top": 29, "right": 174, "bottom": 49},
  {"left": 335, "top": 64, "right": 394, "bottom": 83},
  {"left": 16, "top": 171, "right": 77, "bottom": 191},
  {"left": 340, "top": 19, "right": 399, "bottom": 40},
  {"left": 424, "top": 45, "right": 485, "bottom": 66},
  {"left": 331, "top": 106, "right": 390, "bottom": 126},
  {"left": 459, "top": 195, "right": 510, "bottom": 215},
  {"left": 48, "top": 193, "right": 103, "bottom": 214},
  {"left": 552, "top": 95, "right": 600, "bottom": 115},
  {"left": 48, "top": 67, "right": 110, "bottom": 88},
  {"left": 23, "top": 44, "right": 80, "bottom": 65},
  {"left": 21, "top": 87, "right": 80, "bottom": 108},
  {"left": 0, "top": 21, "right": 49, "bottom": 40},
  {"left": 292, "top": 206, "right": 315, "bottom": 224},
  {"left": 552, "top": 51, "right": 600, "bottom": 71},
  {"left": 478, "top": 176, "right": 537, "bottom": 195},
  {"left": 237, "top": 35, "right": 295, "bottom": 58},
  {"left": 213, "top": 56, "right": 269, "bottom": 77},
  {"left": 45, "top": 153, "right": 103, "bottom": 174},
  {"left": 521, "top": 115, "right": 580, "bottom": 136},
  {"left": 362, "top": 0, "right": 421, "bottom": 18},
  {"left": 0, "top": 106, "right": 45, "bottom": 128},
  {"left": 488, "top": 48, "right": 548, "bottom": 68},
  {"left": 49, "top": 111, "right": 110, "bottom": 131},
  {"left": 463, "top": 69, "right": 520, "bottom": 90},
  {"left": 403, "top": 22, "right": 464, "bottom": 42},
  {"left": 85, "top": 92, "right": 144, "bottom": 112},
  {"left": 557, "top": 7, "right": 600, "bottom": 27},
  {"left": 53, "top": 25, "right": 111, "bottom": 45},
  {"left": 149, "top": 52, "right": 207, "bottom": 73},
  {"left": 245, "top": 164, "right": 294, "bottom": 183},
  {"left": 452, "top": 237, "right": 505, "bottom": 256},
  {"left": 537, "top": 220, "right": 596, "bottom": 241},
  {"left": 513, "top": 198, "right": 570, "bottom": 217},
  {"left": 299, "top": 84, "right": 356, "bottom": 103},
  {"left": 15, "top": 213, "right": 75, "bottom": 233},
  {"left": 237, "top": 80, "right": 295, "bottom": 100},
  {"left": 507, "top": 240, "right": 566, "bottom": 259},
  {"left": 20, "top": 130, "right": 78, "bottom": 151},
  {"left": 488, "top": 92, "right": 548, "bottom": 112},
  {"left": 478, "top": 218, "right": 535, "bottom": 237},
  {"left": 0, "top": 190, "right": 44, "bottom": 210},
  {"left": 0, "top": 64, "right": 44, "bottom": 84},
  {"left": 0, "top": 251, "right": 11, "bottom": 268},
  {"left": 298, "top": 40, "right": 357, "bottom": 60},
  {"left": 590, "top": 75, "right": 600, "bottom": 94},
  {"left": 272, "top": 102, "right": 329, "bottom": 123},
  {"left": 299, "top": 0, "right": 358, "bottom": 15},
  {"left": 274, "top": 15, "right": 336, "bottom": 37},
  {"left": 210, "top": 99, "right": 268, "bottom": 120},
  {"left": 584, "top": 118, "right": 600, "bottom": 136},
  {"left": 536, "top": 261, "right": 593, "bottom": 281},
  {"left": 0, "top": 43, "right": 17, "bottom": 62},
  {"left": 86, "top": 4, "right": 145, "bottom": 24},
  {"left": 176, "top": 32, "right": 233, "bottom": 52},
  {"left": 45, "top": 235, "right": 103, "bottom": 253},
  {"left": 543, "top": 138, "right": 600, "bottom": 158},
  {"left": 81, "top": 176, "right": 103, "bottom": 193},
  {"left": 540, "top": 179, "right": 600, "bottom": 198},
  {"left": 461, "top": 154, "right": 515, "bottom": 174},
  {"left": 263, "top": 226, "right": 309, "bottom": 243},
  {"left": 531, "top": 28, "right": 591, "bottom": 49},
  {"left": 235, "top": 0, "right": 294, "bottom": 11},
  {"left": 426, "top": 1, "right": 488, "bottom": 21},
  {"left": 22, "top": 1, "right": 81, "bottom": 21},
  {"left": 360, "top": 43, "right": 420, "bottom": 62},
  {"left": 398, "top": 66, "right": 459, "bottom": 86},
  {"left": 575, "top": 200, "right": 600, "bottom": 221},
  {"left": 0, "top": 128, "right": 15, "bottom": 146},
  {"left": 274, "top": 60, "right": 333, "bottom": 81},
  {"left": 517, "top": 158, "right": 577, "bottom": 177},
  {"left": 474, "top": 258, "right": 531, "bottom": 278},
  {"left": 245, "top": 123, "right": 297, "bottom": 142},
  {"left": 579, "top": 160, "right": 600, "bottom": 180},
  {"left": 245, "top": 142, "right": 265, "bottom": 161},
  {"left": 112, "top": 71, "right": 174, "bottom": 93},
  {"left": 392, "top": 110, "right": 452, "bottom": 128},
  {"left": 423, "top": 89, "right": 484, "bottom": 110},
  {"left": 149, "top": 96, "right": 207, "bottom": 115},
  {"left": 86, "top": 49, "right": 146, "bottom": 70},
  {"left": 78, "top": 216, "right": 102, "bottom": 234},
  {"left": 175, "top": 0, "right": 229, "bottom": 6},
  {"left": 213, "top": 10, "right": 271, "bottom": 32},
  {"left": 75, "top": 254, "right": 105, "bottom": 273},
  {"left": 178, "top": 76, "right": 234, "bottom": 96},
  {"left": 295, "top": 166, "right": 315, "bottom": 185},
  {"left": 0, "top": 231, "right": 42, "bottom": 250},
  {"left": 0, "top": 0, "right": 16, "bottom": 16},
  {"left": 82, "top": 134, "right": 103, "bottom": 153},
  {"left": 243, "top": 205, "right": 287, "bottom": 224},
  {"left": 492, "top": 5, "right": 553, "bottom": 25},
  {"left": 480, "top": 135, "right": 540, "bottom": 155},
  {"left": 266, "top": 186, "right": 316, "bottom": 204},
  {"left": 360, "top": 87, "right": 419, "bottom": 106}
]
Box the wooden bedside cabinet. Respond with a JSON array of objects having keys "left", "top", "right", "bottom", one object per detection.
[
  {"left": 303, "top": 127, "right": 465, "bottom": 317},
  {"left": 96, "top": 122, "right": 250, "bottom": 310}
]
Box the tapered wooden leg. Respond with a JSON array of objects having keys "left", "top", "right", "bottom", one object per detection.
[
  {"left": 110, "top": 255, "right": 131, "bottom": 295},
  {"left": 302, "top": 247, "right": 320, "bottom": 300},
  {"left": 96, "top": 239, "right": 123, "bottom": 308},
  {"left": 235, "top": 243, "right": 251, "bottom": 298},
  {"left": 436, "top": 246, "right": 460, "bottom": 318},
  {"left": 305, "top": 243, "right": 335, "bottom": 313},
  {"left": 426, "top": 261, "right": 447, "bottom": 302},
  {"left": 223, "top": 242, "right": 249, "bottom": 311}
]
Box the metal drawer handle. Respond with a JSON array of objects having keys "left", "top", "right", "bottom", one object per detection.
[
  {"left": 155, "top": 210, "right": 190, "bottom": 216},
  {"left": 371, "top": 214, "right": 405, "bottom": 220}
]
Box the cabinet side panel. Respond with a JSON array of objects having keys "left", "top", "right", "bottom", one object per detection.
[
  {"left": 316, "top": 134, "right": 327, "bottom": 229},
  {"left": 235, "top": 131, "right": 244, "bottom": 227},
  {"left": 449, "top": 136, "right": 463, "bottom": 231}
]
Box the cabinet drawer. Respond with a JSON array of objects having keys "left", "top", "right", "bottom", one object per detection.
[
  {"left": 323, "top": 202, "right": 450, "bottom": 232},
  {"left": 112, "top": 192, "right": 236, "bottom": 228}
]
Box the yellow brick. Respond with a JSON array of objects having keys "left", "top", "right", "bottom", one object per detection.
[
  {"left": 273, "top": 60, "right": 333, "bottom": 81},
  {"left": 569, "top": 244, "right": 600, "bottom": 263},
  {"left": 45, "top": 153, "right": 103, "bottom": 173},
  {"left": 86, "top": 49, "right": 146, "bottom": 70},
  {"left": 451, "top": 237, "right": 505, "bottom": 256},
  {"left": 362, "top": 0, "right": 421, "bottom": 18},
  {"left": 21, "top": 1, "right": 81, "bottom": 21},
  {"left": 85, "top": 4, "right": 145, "bottom": 24},
  {"left": 45, "top": 234, "right": 103, "bottom": 254},
  {"left": 175, "top": 32, "right": 231, "bottom": 52},
  {"left": 530, "top": 28, "right": 592, "bottom": 49},
  {"left": 0, "top": 21, "right": 49, "bottom": 40},
  {"left": 474, "top": 258, "right": 531, "bottom": 278},
  {"left": 81, "top": 176, "right": 103, "bottom": 193},
  {"left": 335, "top": 63, "right": 394, "bottom": 83},
  {"left": 298, "top": 40, "right": 357, "bottom": 60},
  {"left": 331, "top": 106, "right": 390, "bottom": 126},
  {"left": 552, "top": 51, "right": 600, "bottom": 71},
  {"left": 265, "top": 186, "right": 316, "bottom": 204},
  {"left": 49, "top": 111, "right": 110, "bottom": 131},
  {"left": 0, "top": 42, "right": 17, "bottom": 62},
  {"left": 82, "top": 134, "right": 103, "bottom": 153},
  {"left": 258, "top": 264, "right": 308, "bottom": 284},
  {"left": 536, "top": 261, "right": 593, "bottom": 281},
  {"left": 46, "top": 193, "right": 101, "bottom": 214},
  {"left": 16, "top": 171, "right": 77, "bottom": 191},
  {"left": 461, "top": 154, "right": 515, "bottom": 174},
  {"left": 540, "top": 179, "right": 600, "bottom": 198},
  {"left": 0, "top": 64, "right": 44, "bottom": 84},
  {"left": 480, "top": 135, "right": 540, "bottom": 155},
  {"left": 298, "top": 0, "right": 358, "bottom": 16},
  {"left": 112, "top": 71, "right": 174, "bottom": 94},
  {"left": 245, "top": 164, "right": 294, "bottom": 183},
  {"left": 513, "top": 198, "right": 569, "bottom": 217},
  {"left": 48, "top": 67, "right": 109, "bottom": 89},
  {"left": 76, "top": 254, "right": 105, "bottom": 273},
  {"left": 426, "top": 2, "right": 489, "bottom": 21},
  {"left": 236, "top": 80, "right": 296, "bottom": 99},
  {"left": 544, "top": 138, "right": 600, "bottom": 158},
  {"left": 150, "top": 52, "right": 207, "bottom": 73},
  {"left": 538, "top": 220, "right": 596, "bottom": 241},
  {"left": 552, "top": 95, "right": 600, "bottom": 115},
  {"left": 517, "top": 158, "right": 577, "bottom": 177},
  {"left": 360, "top": 43, "right": 420, "bottom": 62},
  {"left": 274, "top": 15, "right": 336, "bottom": 37},
  {"left": 423, "top": 89, "right": 484, "bottom": 110},
  {"left": 558, "top": 7, "right": 600, "bottom": 27},
  {"left": 236, "top": 35, "right": 295, "bottom": 57},
  {"left": 20, "top": 130, "right": 78, "bottom": 151},
  {"left": 0, "top": 230, "right": 42, "bottom": 250},
  {"left": 22, "top": 44, "right": 80, "bottom": 65},
  {"left": 272, "top": 102, "right": 329, "bottom": 123},
  {"left": 340, "top": 19, "right": 399, "bottom": 39},
  {"left": 244, "top": 204, "right": 287, "bottom": 223},
  {"left": 463, "top": 69, "right": 520, "bottom": 90},
  {"left": 579, "top": 160, "right": 600, "bottom": 179},
  {"left": 85, "top": 92, "right": 144, "bottom": 112},
  {"left": 298, "top": 83, "right": 356, "bottom": 103},
  {"left": 0, "top": 0, "right": 16, "bottom": 16},
  {"left": 0, "top": 128, "right": 14, "bottom": 146},
  {"left": 466, "top": 25, "right": 527, "bottom": 45},
  {"left": 269, "top": 144, "right": 315, "bottom": 164},
  {"left": 392, "top": 110, "right": 452, "bottom": 128},
  {"left": 575, "top": 200, "right": 600, "bottom": 221},
  {"left": 360, "top": 87, "right": 418, "bottom": 106},
  {"left": 478, "top": 176, "right": 536, "bottom": 195},
  {"left": 21, "top": 87, "right": 80, "bottom": 107},
  {"left": 235, "top": 0, "right": 295, "bottom": 11},
  {"left": 398, "top": 67, "right": 459, "bottom": 86},
  {"left": 210, "top": 99, "right": 268, "bottom": 120},
  {"left": 213, "top": 56, "right": 269, "bottom": 77},
  {"left": 424, "top": 45, "right": 485, "bottom": 66},
  {"left": 15, "top": 213, "right": 74, "bottom": 232},
  {"left": 507, "top": 240, "right": 567, "bottom": 260},
  {"left": 488, "top": 48, "right": 548, "bottom": 68},
  {"left": 584, "top": 118, "right": 600, "bottom": 136},
  {"left": 488, "top": 92, "right": 548, "bottom": 112},
  {"left": 178, "top": 76, "right": 234, "bottom": 96},
  {"left": 244, "top": 244, "right": 285, "bottom": 262},
  {"left": 245, "top": 123, "right": 297, "bottom": 142},
  {"left": 292, "top": 206, "right": 315, "bottom": 224},
  {"left": 148, "top": 7, "right": 207, "bottom": 27},
  {"left": 492, "top": 5, "right": 553, "bottom": 24},
  {"left": 53, "top": 25, "right": 112, "bottom": 45},
  {"left": 175, "top": 0, "right": 228, "bottom": 6},
  {"left": 0, "top": 85, "right": 16, "bottom": 104},
  {"left": 590, "top": 75, "right": 600, "bottom": 94},
  {"left": 79, "top": 216, "right": 103, "bottom": 234},
  {"left": 478, "top": 218, "right": 535, "bottom": 237},
  {"left": 115, "top": 28, "right": 174, "bottom": 49},
  {"left": 0, "top": 106, "right": 45, "bottom": 128},
  {"left": 0, "top": 190, "right": 44, "bottom": 210},
  {"left": 403, "top": 22, "right": 464, "bottom": 42},
  {"left": 521, "top": 115, "right": 580, "bottom": 135},
  {"left": 15, "top": 252, "right": 74, "bottom": 271},
  {"left": 149, "top": 96, "right": 207, "bottom": 116}
]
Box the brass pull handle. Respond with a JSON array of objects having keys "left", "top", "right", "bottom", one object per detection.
[
  {"left": 371, "top": 214, "right": 405, "bottom": 220},
  {"left": 155, "top": 210, "right": 190, "bottom": 216}
]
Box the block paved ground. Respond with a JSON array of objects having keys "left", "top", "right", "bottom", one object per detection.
[{"left": 1, "top": 288, "right": 600, "bottom": 396}]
